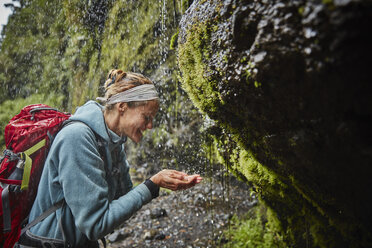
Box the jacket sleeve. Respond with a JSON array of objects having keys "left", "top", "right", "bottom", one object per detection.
[{"left": 54, "top": 123, "right": 152, "bottom": 240}]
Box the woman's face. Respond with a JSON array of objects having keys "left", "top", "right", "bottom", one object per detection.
[{"left": 118, "top": 100, "right": 159, "bottom": 143}]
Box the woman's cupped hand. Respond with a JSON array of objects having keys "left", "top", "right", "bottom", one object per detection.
[{"left": 150, "top": 169, "right": 203, "bottom": 191}]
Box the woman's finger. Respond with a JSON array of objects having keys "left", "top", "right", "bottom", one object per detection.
[
  {"left": 152, "top": 170, "right": 203, "bottom": 191},
  {"left": 169, "top": 170, "right": 189, "bottom": 180}
]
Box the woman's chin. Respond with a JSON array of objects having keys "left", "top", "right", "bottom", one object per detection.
[{"left": 131, "top": 133, "right": 143, "bottom": 143}]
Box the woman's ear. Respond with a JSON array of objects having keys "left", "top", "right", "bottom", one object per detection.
[{"left": 117, "top": 102, "right": 127, "bottom": 113}]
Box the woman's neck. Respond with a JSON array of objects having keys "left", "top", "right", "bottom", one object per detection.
[{"left": 103, "top": 109, "right": 120, "bottom": 135}]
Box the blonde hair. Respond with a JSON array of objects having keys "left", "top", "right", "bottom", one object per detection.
[{"left": 102, "top": 69, "right": 156, "bottom": 111}]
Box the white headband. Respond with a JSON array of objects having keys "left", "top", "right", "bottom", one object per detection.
[{"left": 96, "top": 84, "right": 159, "bottom": 105}]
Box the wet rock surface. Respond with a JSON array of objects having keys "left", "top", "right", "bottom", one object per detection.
[
  {"left": 104, "top": 177, "right": 255, "bottom": 248},
  {"left": 178, "top": 0, "right": 372, "bottom": 247}
]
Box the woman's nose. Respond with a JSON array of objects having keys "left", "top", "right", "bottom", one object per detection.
[{"left": 146, "top": 119, "right": 153, "bottom": 129}]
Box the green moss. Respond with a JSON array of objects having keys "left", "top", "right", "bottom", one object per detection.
[
  {"left": 170, "top": 29, "right": 179, "bottom": 50},
  {"left": 322, "top": 0, "right": 333, "bottom": 5},
  {"left": 322, "top": 0, "right": 335, "bottom": 9},
  {"left": 223, "top": 204, "right": 287, "bottom": 248},
  {"left": 298, "top": 6, "right": 305, "bottom": 16},
  {"left": 205, "top": 127, "right": 320, "bottom": 246},
  {"left": 238, "top": 150, "right": 280, "bottom": 188},
  {"left": 178, "top": 20, "right": 224, "bottom": 115},
  {"left": 254, "top": 81, "right": 261, "bottom": 88},
  {"left": 181, "top": 0, "right": 191, "bottom": 13},
  {"left": 223, "top": 55, "right": 229, "bottom": 63}
]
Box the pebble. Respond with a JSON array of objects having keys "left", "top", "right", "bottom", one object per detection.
[
  {"left": 144, "top": 229, "right": 158, "bottom": 240},
  {"left": 150, "top": 208, "right": 167, "bottom": 219},
  {"left": 107, "top": 231, "right": 129, "bottom": 243},
  {"left": 154, "top": 233, "right": 166, "bottom": 240}
]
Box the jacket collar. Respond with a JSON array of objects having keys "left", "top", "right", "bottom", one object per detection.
[{"left": 70, "top": 100, "right": 127, "bottom": 146}]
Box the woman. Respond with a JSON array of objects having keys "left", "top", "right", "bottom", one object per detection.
[{"left": 16, "top": 69, "right": 202, "bottom": 247}]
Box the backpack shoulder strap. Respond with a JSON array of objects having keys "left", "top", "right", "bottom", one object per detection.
[{"left": 21, "top": 200, "right": 64, "bottom": 236}]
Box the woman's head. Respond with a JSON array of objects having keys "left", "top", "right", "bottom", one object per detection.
[
  {"left": 102, "top": 69, "right": 157, "bottom": 110},
  {"left": 99, "top": 69, "right": 159, "bottom": 142}
]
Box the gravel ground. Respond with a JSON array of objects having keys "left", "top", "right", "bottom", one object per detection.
[{"left": 103, "top": 175, "right": 257, "bottom": 248}]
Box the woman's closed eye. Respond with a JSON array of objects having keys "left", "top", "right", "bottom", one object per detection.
[{"left": 143, "top": 114, "right": 152, "bottom": 123}]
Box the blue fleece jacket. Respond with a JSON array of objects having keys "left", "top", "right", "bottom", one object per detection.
[{"left": 28, "top": 101, "right": 153, "bottom": 246}]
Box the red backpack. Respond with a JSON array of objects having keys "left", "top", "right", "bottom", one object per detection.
[{"left": 0, "top": 104, "right": 71, "bottom": 248}]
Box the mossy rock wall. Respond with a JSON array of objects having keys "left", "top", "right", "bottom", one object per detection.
[
  {"left": 0, "top": 1, "right": 204, "bottom": 169},
  {"left": 178, "top": 0, "right": 372, "bottom": 247}
]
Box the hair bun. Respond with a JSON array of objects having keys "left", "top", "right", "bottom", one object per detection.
[
  {"left": 104, "top": 69, "right": 129, "bottom": 91},
  {"left": 107, "top": 69, "right": 127, "bottom": 80}
]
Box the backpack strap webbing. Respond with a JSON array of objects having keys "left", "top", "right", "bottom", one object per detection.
[
  {"left": 21, "top": 200, "right": 65, "bottom": 236},
  {"left": 2, "top": 185, "right": 11, "bottom": 233}
]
